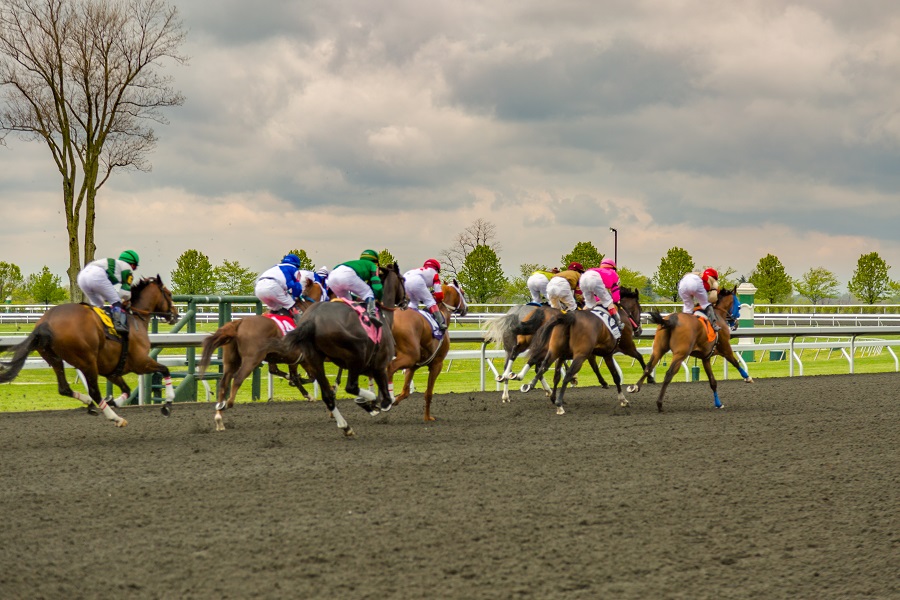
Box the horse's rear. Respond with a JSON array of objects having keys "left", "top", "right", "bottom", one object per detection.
[{"left": 388, "top": 307, "right": 450, "bottom": 421}]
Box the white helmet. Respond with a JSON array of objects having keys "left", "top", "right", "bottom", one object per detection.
[{"left": 316, "top": 265, "right": 330, "bottom": 277}]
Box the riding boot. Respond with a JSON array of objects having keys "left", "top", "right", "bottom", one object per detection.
[
  {"left": 609, "top": 306, "right": 624, "bottom": 331},
  {"left": 704, "top": 304, "right": 721, "bottom": 331},
  {"left": 365, "top": 298, "right": 382, "bottom": 327},
  {"left": 111, "top": 302, "right": 129, "bottom": 335},
  {"left": 430, "top": 307, "right": 447, "bottom": 331}
]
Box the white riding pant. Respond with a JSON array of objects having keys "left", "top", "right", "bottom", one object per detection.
[
  {"left": 526, "top": 273, "right": 550, "bottom": 304},
  {"left": 255, "top": 278, "right": 294, "bottom": 311},
  {"left": 404, "top": 275, "right": 437, "bottom": 309},
  {"left": 326, "top": 265, "right": 374, "bottom": 301},
  {"left": 678, "top": 273, "right": 710, "bottom": 313},
  {"left": 580, "top": 271, "right": 614, "bottom": 310},
  {"left": 77, "top": 265, "right": 120, "bottom": 307},
  {"left": 546, "top": 276, "right": 577, "bottom": 311}
]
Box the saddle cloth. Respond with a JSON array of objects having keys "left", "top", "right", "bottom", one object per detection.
[
  {"left": 330, "top": 298, "right": 382, "bottom": 344},
  {"left": 88, "top": 305, "right": 120, "bottom": 340},
  {"left": 588, "top": 306, "right": 622, "bottom": 340},
  {"left": 263, "top": 313, "right": 295, "bottom": 335},
  {"left": 692, "top": 309, "right": 717, "bottom": 342},
  {"left": 416, "top": 309, "right": 445, "bottom": 340}
]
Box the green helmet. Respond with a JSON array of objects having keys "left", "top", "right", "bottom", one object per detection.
[
  {"left": 359, "top": 249, "right": 379, "bottom": 263},
  {"left": 119, "top": 249, "right": 140, "bottom": 268}
]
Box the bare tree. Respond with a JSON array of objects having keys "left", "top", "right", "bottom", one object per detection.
[
  {"left": 0, "top": 0, "right": 186, "bottom": 299},
  {"left": 440, "top": 218, "right": 501, "bottom": 279}
]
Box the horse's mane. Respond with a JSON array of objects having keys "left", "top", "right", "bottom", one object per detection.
[
  {"left": 130, "top": 276, "right": 163, "bottom": 303},
  {"left": 620, "top": 287, "right": 639, "bottom": 299}
]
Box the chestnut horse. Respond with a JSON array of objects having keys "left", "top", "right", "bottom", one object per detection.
[
  {"left": 388, "top": 279, "right": 468, "bottom": 421},
  {"left": 526, "top": 287, "right": 646, "bottom": 415},
  {"left": 627, "top": 287, "right": 753, "bottom": 412},
  {"left": 197, "top": 277, "right": 325, "bottom": 431},
  {"left": 0, "top": 277, "right": 179, "bottom": 426},
  {"left": 277, "top": 264, "right": 406, "bottom": 436}
]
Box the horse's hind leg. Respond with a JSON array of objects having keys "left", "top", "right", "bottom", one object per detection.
[
  {"left": 656, "top": 352, "right": 688, "bottom": 413},
  {"left": 586, "top": 355, "right": 609, "bottom": 389},
  {"left": 603, "top": 355, "right": 628, "bottom": 408},
  {"left": 39, "top": 350, "right": 126, "bottom": 426},
  {"left": 554, "top": 356, "right": 585, "bottom": 415},
  {"left": 106, "top": 374, "right": 132, "bottom": 408},
  {"left": 701, "top": 359, "right": 724, "bottom": 409}
]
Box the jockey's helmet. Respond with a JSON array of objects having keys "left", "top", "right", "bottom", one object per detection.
[
  {"left": 702, "top": 268, "right": 719, "bottom": 282},
  {"left": 360, "top": 249, "right": 379, "bottom": 263},
  {"left": 423, "top": 258, "right": 441, "bottom": 272},
  {"left": 119, "top": 250, "right": 140, "bottom": 268},
  {"left": 567, "top": 262, "right": 585, "bottom": 273},
  {"left": 316, "top": 265, "right": 330, "bottom": 277},
  {"left": 282, "top": 254, "right": 301, "bottom": 267},
  {"left": 600, "top": 258, "right": 617, "bottom": 270}
]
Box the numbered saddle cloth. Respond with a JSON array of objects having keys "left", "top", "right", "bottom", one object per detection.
[
  {"left": 263, "top": 313, "right": 296, "bottom": 335},
  {"left": 589, "top": 306, "right": 621, "bottom": 340},
  {"left": 416, "top": 309, "right": 445, "bottom": 340}
]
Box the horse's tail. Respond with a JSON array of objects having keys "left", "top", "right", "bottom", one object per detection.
[
  {"left": 197, "top": 321, "right": 241, "bottom": 379},
  {"left": 525, "top": 311, "right": 572, "bottom": 365},
  {"left": 0, "top": 322, "right": 52, "bottom": 383},
  {"left": 485, "top": 309, "right": 524, "bottom": 348},
  {"left": 512, "top": 308, "right": 547, "bottom": 337},
  {"left": 649, "top": 309, "right": 677, "bottom": 330},
  {"left": 282, "top": 317, "right": 316, "bottom": 356}
]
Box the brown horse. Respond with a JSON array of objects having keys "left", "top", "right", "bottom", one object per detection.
[
  {"left": 627, "top": 287, "right": 753, "bottom": 411},
  {"left": 387, "top": 280, "right": 468, "bottom": 421},
  {"left": 485, "top": 304, "right": 610, "bottom": 402},
  {"left": 0, "top": 277, "right": 179, "bottom": 426},
  {"left": 277, "top": 264, "right": 406, "bottom": 436},
  {"left": 197, "top": 277, "right": 325, "bottom": 431},
  {"left": 527, "top": 287, "right": 646, "bottom": 415}
]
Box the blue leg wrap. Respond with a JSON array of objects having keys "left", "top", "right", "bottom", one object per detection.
[
  {"left": 738, "top": 366, "right": 749, "bottom": 379},
  {"left": 713, "top": 391, "right": 722, "bottom": 408}
]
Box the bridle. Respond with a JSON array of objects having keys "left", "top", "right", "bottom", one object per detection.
[
  {"left": 130, "top": 279, "right": 179, "bottom": 324},
  {"left": 441, "top": 281, "right": 467, "bottom": 315}
]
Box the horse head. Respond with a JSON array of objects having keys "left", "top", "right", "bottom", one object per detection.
[
  {"left": 379, "top": 262, "right": 407, "bottom": 309},
  {"left": 716, "top": 286, "right": 740, "bottom": 329},
  {"left": 618, "top": 287, "right": 643, "bottom": 335},
  {"left": 442, "top": 279, "right": 468, "bottom": 317},
  {"left": 131, "top": 276, "right": 179, "bottom": 325}
]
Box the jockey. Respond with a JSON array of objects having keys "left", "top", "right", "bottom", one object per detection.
[
  {"left": 580, "top": 258, "right": 623, "bottom": 330},
  {"left": 326, "top": 249, "right": 383, "bottom": 326},
  {"left": 526, "top": 267, "right": 560, "bottom": 304},
  {"left": 76, "top": 250, "right": 140, "bottom": 335},
  {"left": 546, "top": 262, "right": 585, "bottom": 313},
  {"left": 678, "top": 268, "right": 721, "bottom": 331},
  {"left": 314, "top": 266, "right": 330, "bottom": 291},
  {"left": 255, "top": 254, "right": 305, "bottom": 319},
  {"left": 404, "top": 258, "right": 447, "bottom": 331}
]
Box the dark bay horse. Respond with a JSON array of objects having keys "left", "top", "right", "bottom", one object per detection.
[
  {"left": 0, "top": 277, "right": 179, "bottom": 426},
  {"left": 627, "top": 287, "right": 753, "bottom": 412},
  {"left": 527, "top": 287, "right": 646, "bottom": 415},
  {"left": 197, "top": 277, "right": 324, "bottom": 431},
  {"left": 388, "top": 280, "right": 468, "bottom": 421},
  {"left": 277, "top": 264, "right": 406, "bottom": 436}
]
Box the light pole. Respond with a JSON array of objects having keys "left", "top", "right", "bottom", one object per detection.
[{"left": 609, "top": 227, "right": 617, "bottom": 264}]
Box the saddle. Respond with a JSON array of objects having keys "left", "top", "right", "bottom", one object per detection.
[
  {"left": 263, "top": 313, "right": 296, "bottom": 335},
  {"left": 416, "top": 308, "right": 445, "bottom": 340},
  {"left": 588, "top": 306, "right": 622, "bottom": 340},
  {"left": 330, "top": 298, "right": 382, "bottom": 344},
  {"left": 88, "top": 305, "right": 122, "bottom": 341}
]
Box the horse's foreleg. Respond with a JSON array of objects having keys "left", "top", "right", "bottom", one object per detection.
[
  {"left": 286, "top": 364, "right": 312, "bottom": 400},
  {"left": 628, "top": 346, "right": 666, "bottom": 393},
  {"left": 603, "top": 355, "right": 627, "bottom": 408},
  {"left": 555, "top": 356, "right": 586, "bottom": 415},
  {"left": 701, "top": 359, "right": 723, "bottom": 409},
  {"left": 719, "top": 346, "right": 753, "bottom": 383},
  {"left": 422, "top": 360, "right": 443, "bottom": 422},
  {"left": 586, "top": 355, "right": 608, "bottom": 389}
]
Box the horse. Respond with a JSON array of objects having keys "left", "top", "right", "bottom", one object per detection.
[
  {"left": 387, "top": 279, "right": 468, "bottom": 421},
  {"left": 627, "top": 287, "right": 753, "bottom": 412},
  {"left": 276, "top": 263, "right": 406, "bottom": 436},
  {"left": 485, "top": 304, "right": 607, "bottom": 402},
  {"left": 0, "top": 277, "right": 179, "bottom": 426},
  {"left": 525, "top": 287, "right": 646, "bottom": 415},
  {"left": 197, "top": 277, "right": 325, "bottom": 431}
]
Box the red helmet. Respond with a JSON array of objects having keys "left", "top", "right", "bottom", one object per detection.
[
  {"left": 567, "top": 262, "right": 584, "bottom": 273},
  {"left": 423, "top": 258, "right": 441, "bottom": 272},
  {"left": 702, "top": 268, "right": 719, "bottom": 281}
]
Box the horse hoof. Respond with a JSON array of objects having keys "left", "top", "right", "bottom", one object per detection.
[
  {"left": 86, "top": 406, "right": 99, "bottom": 416},
  {"left": 627, "top": 385, "right": 640, "bottom": 393},
  {"left": 343, "top": 427, "right": 355, "bottom": 437},
  {"left": 115, "top": 418, "right": 128, "bottom": 428},
  {"left": 380, "top": 401, "right": 394, "bottom": 413},
  {"left": 160, "top": 402, "right": 172, "bottom": 417},
  {"left": 520, "top": 384, "right": 533, "bottom": 393},
  {"left": 556, "top": 406, "right": 565, "bottom": 416},
  {"left": 619, "top": 400, "right": 630, "bottom": 408},
  {"left": 745, "top": 377, "right": 754, "bottom": 383}
]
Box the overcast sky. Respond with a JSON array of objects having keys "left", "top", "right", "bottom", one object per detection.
[{"left": 3, "top": 0, "right": 900, "bottom": 290}]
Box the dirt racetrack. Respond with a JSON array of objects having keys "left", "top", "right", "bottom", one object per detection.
[{"left": 0, "top": 372, "right": 897, "bottom": 600}]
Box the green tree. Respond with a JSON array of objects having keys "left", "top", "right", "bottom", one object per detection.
[
  {"left": 286, "top": 249, "right": 315, "bottom": 270},
  {"left": 848, "top": 252, "right": 893, "bottom": 304},
  {"left": 561, "top": 242, "right": 603, "bottom": 270},
  {"left": 0, "top": 0, "right": 186, "bottom": 300},
  {"left": 0, "top": 261, "right": 24, "bottom": 302},
  {"left": 458, "top": 245, "right": 508, "bottom": 303},
  {"left": 652, "top": 247, "right": 694, "bottom": 301},
  {"left": 712, "top": 266, "right": 739, "bottom": 290},
  {"left": 171, "top": 250, "right": 216, "bottom": 295},
  {"left": 617, "top": 266, "right": 647, "bottom": 297},
  {"left": 440, "top": 218, "right": 500, "bottom": 280},
  {"left": 24, "top": 266, "right": 67, "bottom": 304},
  {"left": 748, "top": 254, "right": 793, "bottom": 303},
  {"left": 795, "top": 267, "right": 840, "bottom": 305},
  {"left": 214, "top": 260, "right": 256, "bottom": 295},
  {"left": 378, "top": 249, "right": 397, "bottom": 268},
  {"left": 505, "top": 263, "right": 540, "bottom": 303}
]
